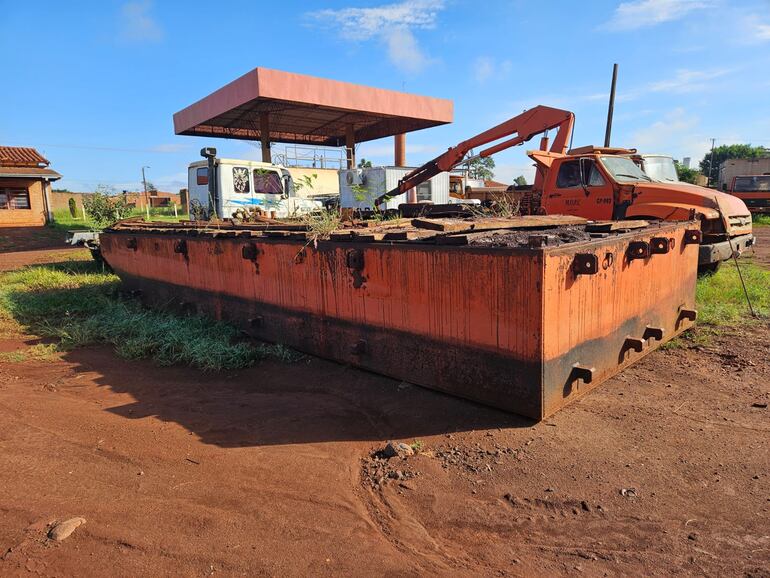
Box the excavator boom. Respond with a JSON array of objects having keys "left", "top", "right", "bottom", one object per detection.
[{"left": 376, "top": 105, "right": 574, "bottom": 205}]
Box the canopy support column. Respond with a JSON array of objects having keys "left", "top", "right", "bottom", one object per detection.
[
  {"left": 394, "top": 134, "right": 406, "bottom": 166},
  {"left": 260, "top": 112, "right": 271, "bottom": 163},
  {"left": 346, "top": 124, "right": 356, "bottom": 169}
]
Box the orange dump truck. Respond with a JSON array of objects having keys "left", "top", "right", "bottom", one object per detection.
[
  {"left": 100, "top": 217, "right": 700, "bottom": 419},
  {"left": 528, "top": 146, "right": 755, "bottom": 273}
]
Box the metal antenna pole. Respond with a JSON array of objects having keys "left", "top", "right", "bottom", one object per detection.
[
  {"left": 604, "top": 63, "right": 618, "bottom": 148},
  {"left": 141, "top": 166, "right": 150, "bottom": 219}
]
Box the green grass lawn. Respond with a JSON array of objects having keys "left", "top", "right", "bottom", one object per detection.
[
  {"left": 0, "top": 260, "right": 295, "bottom": 369},
  {"left": 753, "top": 214, "right": 770, "bottom": 227},
  {"left": 696, "top": 261, "right": 769, "bottom": 325},
  {"left": 49, "top": 208, "right": 189, "bottom": 232}
]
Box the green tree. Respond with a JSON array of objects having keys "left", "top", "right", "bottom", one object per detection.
[
  {"left": 358, "top": 158, "right": 373, "bottom": 168},
  {"left": 467, "top": 155, "right": 495, "bottom": 180},
  {"left": 68, "top": 197, "right": 77, "bottom": 218},
  {"left": 144, "top": 181, "right": 158, "bottom": 193},
  {"left": 699, "top": 144, "right": 768, "bottom": 185},
  {"left": 674, "top": 161, "right": 700, "bottom": 184},
  {"left": 513, "top": 175, "right": 527, "bottom": 186}
]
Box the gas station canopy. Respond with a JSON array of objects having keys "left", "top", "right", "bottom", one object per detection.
[{"left": 173, "top": 67, "right": 453, "bottom": 147}]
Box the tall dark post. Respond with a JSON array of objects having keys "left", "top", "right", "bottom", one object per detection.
[{"left": 604, "top": 63, "right": 619, "bottom": 148}]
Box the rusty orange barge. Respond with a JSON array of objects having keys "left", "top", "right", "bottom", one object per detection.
[{"left": 100, "top": 217, "right": 700, "bottom": 419}]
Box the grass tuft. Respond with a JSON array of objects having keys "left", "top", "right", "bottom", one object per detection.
[
  {"left": 0, "top": 343, "right": 59, "bottom": 363},
  {"left": 0, "top": 261, "right": 296, "bottom": 370},
  {"left": 752, "top": 214, "right": 770, "bottom": 227},
  {"left": 301, "top": 208, "right": 342, "bottom": 243}
]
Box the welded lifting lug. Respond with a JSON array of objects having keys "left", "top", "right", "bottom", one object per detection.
[
  {"left": 346, "top": 249, "right": 364, "bottom": 270},
  {"left": 241, "top": 243, "right": 259, "bottom": 261},
  {"left": 624, "top": 337, "right": 646, "bottom": 353},
  {"left": 570, "top": 364, "right": 595, "bottom": 385},
  {"left": 627, "top": 241, "right": 650, "bottom": 260},
  {"left": 350, "top": 339, "right": 367, "bottom": 355},
  {"left": 126, "top": 237, "right": 138, "bottom": 251},
  {"left": 678, "top": 308, "right": 698, "bottom": 322},
  {"left": 643, "top": 326, "right": 665, "bottom": 341},
  {"left": 683, "top": 230, "right": 702, "bottom": 245},
  {"left": 573, "top": 253, "right": 598, "bottom": 275},
  {"left": 649, "top": 237, "right": 670, "bottom": 255},
  {"left": 173, "top": 240, "right": 188, "bottom": 256}
]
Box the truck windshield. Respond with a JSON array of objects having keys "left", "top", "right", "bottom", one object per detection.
[
  {"left": 641, "top": 156, "right": 678, "bottom": 182},
  {"left": 599, "top": 157, "right": 652, "bottom": 183},
  {"left": 733, "top": 176, "right": 770, "bottom": 192}
]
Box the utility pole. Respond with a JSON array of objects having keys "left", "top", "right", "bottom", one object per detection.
[
  {"left": 708, "top": 139, "right": 716, "bottom": 187},
  {"left": 604, "top": 63, "right": 619, "bottom": 148},
  {"left": 141, "top": 166, "right": 150, "bottom": 219}
]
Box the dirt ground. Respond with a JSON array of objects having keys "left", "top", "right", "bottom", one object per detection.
[{"left": 0, "top": 228, "right": 768, "bottom": 577}]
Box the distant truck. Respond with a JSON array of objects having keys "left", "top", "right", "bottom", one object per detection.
[
  {"left": 187, "top": 150, "right": 338, "bottom": 220},
  {"left": 727, "top": 175, "right": 770, "bottom": 214}
]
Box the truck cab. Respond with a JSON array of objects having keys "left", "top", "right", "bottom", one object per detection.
[
  {"left": 187, "top": 157, "right": 325, "bottom": 220},
  {"left": 530, "top": 146, "right": 755, "bottom": 272},
  {"left": 728, "top": 175, "right": 770, "bottom": 214}
]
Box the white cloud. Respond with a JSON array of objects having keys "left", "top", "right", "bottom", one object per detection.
[
  {"left": 119, "top": 1, "right": 163, "bottom": 43},
  {"left": 473, "top": 56, "right": 512, "bottom": 84},
  {"left": 604, "top": 0, "right": 710, "bottom": 30},
  {"left": 647, "top": 68, "right": 731, "bottom": 93},
  {"left": 386, "top": 27, "right": 431, "bottom": 74},
  {"left": 746, "top": 14, "right": 770, "bottom": 42},
  {"left": 306, "top": 1, "right": 445, "bottom": 73},
  {"left": 630, "top": 108, "right": 711, "bottom": 160}
]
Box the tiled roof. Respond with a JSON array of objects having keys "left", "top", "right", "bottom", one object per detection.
[
  {"left": 0, "top": 166, "right": 61, "bottom": 180},
  {"left": 0, "top": 146, "right": 50, "bottom": 167}
]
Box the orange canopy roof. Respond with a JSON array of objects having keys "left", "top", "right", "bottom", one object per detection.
[{"left": 173, "top": 67, "right": 453, "bottom": 146}]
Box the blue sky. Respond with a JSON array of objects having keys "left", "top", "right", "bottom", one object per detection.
[{"left": 2, "top": 0, "right": 769, "bottom": 191}]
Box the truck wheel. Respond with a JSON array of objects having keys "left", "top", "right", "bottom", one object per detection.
[{"left": 698, "top": 261, "right": 721, "bottom": 276}]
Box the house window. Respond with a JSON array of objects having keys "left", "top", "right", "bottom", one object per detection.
[
  {"left": 0, "top": 188, "right": 31, "bottom": 210},
  {"left": 196, "top": 168, "right": 208, "bottom": 185},
  {"left": 232, "top": 167, "right": 250, "bottom": 193}
]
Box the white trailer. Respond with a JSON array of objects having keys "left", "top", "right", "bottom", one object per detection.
[{"left": 339, "top": 166, "right": 450, "bottom": 211}]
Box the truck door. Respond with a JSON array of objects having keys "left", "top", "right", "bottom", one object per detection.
[{"left": 543, "top": 158, "right": 614, "bottom": 219}]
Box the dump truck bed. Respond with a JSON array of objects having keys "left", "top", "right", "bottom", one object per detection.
[{"left": 100, "top": 216, "right": 700, "bottom": 419}]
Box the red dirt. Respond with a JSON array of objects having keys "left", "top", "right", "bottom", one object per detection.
[{"left": 0, "top": 230, "right": 768, "bottom": 577}]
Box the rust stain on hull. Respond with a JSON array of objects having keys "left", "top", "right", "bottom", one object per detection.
[{"left": 100, "top": 221, "right": 699, "bottom": 419}]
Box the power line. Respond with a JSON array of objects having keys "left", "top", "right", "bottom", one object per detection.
[{"left": 15, "top": 142, "right": 190, "bottom": 154}]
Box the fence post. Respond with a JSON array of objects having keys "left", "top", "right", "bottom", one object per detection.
[
  {"left": 173, "top": 203, "right": 178, "bottom": 218},
  {"left": 81, "top": 205, "right": 86, "bottom": 221}
]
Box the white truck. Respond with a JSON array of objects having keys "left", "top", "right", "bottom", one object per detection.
[{"left": 187, "top": 148, "right": 338, "bottom": 220}]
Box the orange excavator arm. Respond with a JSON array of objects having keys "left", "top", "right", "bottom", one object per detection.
[{"left": 376, "top": 105, "right": 574, "bottom": 205}]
